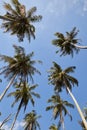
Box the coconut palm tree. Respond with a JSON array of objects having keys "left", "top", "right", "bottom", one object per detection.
[
  {"left": 79, "top": 107, "right": 87, "bottom": 130},
  {"left": 23, "top": 110, "right": 41, "bottom": 130},
  {"left": 0, "top": 45, "right": 41, "bottom": 101},
  {"left": 0, "top": 0, "right": 42, "bottom": 42},
  {"left": 48, "top": 62, "right": 87, "bottom": 129},
  {"left": 7, "top": 82, "right": 40, "bottom": 130},
  {"left": 52, "top": 27, "right": 87, "bottom": 57},
  {"left": 46, "top": 94, "right": 74, "bottom": 130},
  {"left": 49, "top": 124, "right": 58, "bottom": 130}
]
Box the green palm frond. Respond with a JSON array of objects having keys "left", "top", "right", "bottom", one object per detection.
[
  {"left": 27, "top": 7, "right": 37, "bottom": 17},
  {"left": 49, "top": 124, "right": 58, "bottom": 130},
  {"left": 64, "top": 66, "right": 76, "bottom": 73},
  {"left": 46, "top": 106, "right": 54, "bottom": 111}
]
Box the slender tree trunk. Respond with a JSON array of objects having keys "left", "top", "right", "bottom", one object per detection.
[
  {"left": 60, "top": 111, "right": 65, "bottom": 130},
  {"left": 0, "top": 74, "right": 16, "bottom": 101},
  {"left": 10, "top": 109, "right": 20, "bottom": 130},
  {"left": 66, "top": 87, "right": 87, "bottom": 130},
  {"left": 71, "top": 43, "right": 87, "bottom": 49},
  {"left": 0, "top": 114, "right": 11, "bottom": 128}
]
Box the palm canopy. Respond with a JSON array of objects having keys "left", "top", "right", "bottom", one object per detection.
[
  {"left": 49, "top": 124, "right": 58, "bottom": 130},
  {"left": 0, "top": 44, "right": 41, "bottom": 101},
  {"left": 23, "top": 110, "right": 41, "bottom": 130},
  {"left": 52, "top": 27, "right": 80, "bottom": 57},
  {"left": 0, "top": 44, "right": 41, "bottom": 84},
  {"left": 46, "top": 94, "right": 74, "bottom": 129},
  {"left": 0, "top": 0, "right": 42, "bottom": 42},
  {"left": 8, "top": 82, "right": 40, "bottom": 111},
  {"left": 48, "top": 61, "right": 78, "bottom": 93},
  {"left": 7, "top": 82, "right": 40, "bottom": 130}
]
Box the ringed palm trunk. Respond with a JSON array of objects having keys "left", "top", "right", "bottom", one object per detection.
[
  {"left": 0, "top": 74, "right": 16, "bottom": 101},
  {"left": 65, "top": 85, "right": 87, "bottom": 130}
]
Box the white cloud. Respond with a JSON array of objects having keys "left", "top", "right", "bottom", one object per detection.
[
  {"left": 0, "top": 120, "right": 25, "bottom": 130},
  {"left": 83, "top": 0, "right": 87, "bottom": 11},
  {"left": 45, "top": 0, "right": 87, "bottom": 16}
]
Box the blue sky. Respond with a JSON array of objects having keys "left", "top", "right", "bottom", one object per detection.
[{"left": 0, "top": 0, "right": 87, "bottom": 130}]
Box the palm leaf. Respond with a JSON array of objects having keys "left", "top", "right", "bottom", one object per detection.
[{"left": 64, "top": 66, "right": 76, "bottom": 73}]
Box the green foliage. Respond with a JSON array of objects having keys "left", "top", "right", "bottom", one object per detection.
[
  {"left": 52, "top": 27, "right": 80, "bottom": 57},
  {"left": 0, "top": 44, "right": 41, "bottom": 84},
  {"left": 0, "top": 0, "right": 42, "bottom": 42},
  {"left": 46, "top": 94, "right": 74, "bottom": 129},
  {"left": 48, "top": 61, "right": 78, "bottom": 93},
  {"left": 23, "top": 110, "right": 41, "bottom": 130}
]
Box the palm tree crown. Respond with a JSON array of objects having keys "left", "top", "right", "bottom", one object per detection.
[
  {"left": 49, "top": 124, "right": 58, "bottom": 130},
  {"left": 0, "top": 0, "right": 42, "bottom": 42},
  {"left": 8, "top": 82, "right": 40, "bottom": 130},
  {"left": 46, "top": 94, "right": 74, "bottom": 129},
  {"left": 52, "top": 27, "right": 80, "bottom": 57},
  {"left": 48, "top": 61, "right": 78, "bottom": 93},
  {"left": 0, "top": 44, "right": 41, "bottom": 84},
  {"left": 0, "top": 45, "right": 41, "bottom": 101},
  {"left": 23, "top": 110, "right": 41, "bottom": 130}
]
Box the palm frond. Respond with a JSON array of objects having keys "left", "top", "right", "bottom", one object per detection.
[
  {"left": 64, "top": 66, "right": 76, "bottom": 73},
  {"left": 46, "top": 106, "right": 54, "bottom": 111},
  {"left": 27, "top": 7, "right": 37, "bottom": 18}
]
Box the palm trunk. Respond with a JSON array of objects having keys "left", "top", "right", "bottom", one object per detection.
[
  {"left": 0, "top": 74, "right": 16, "bottom": 101},
  {"left": 60, "top": 111, "right": 65, "bottom": 130},
  {"left": 10, "top": 109, "right": 20, "bottom": 130},
  {"left": 66, "top": 87, "right": 87, "bottom": 130},
  {"left": 71, "top": 43, "right": 87, "bottom": 49},
  {"left": 0, "top": 114, "right": 11, "bottom": 128}
]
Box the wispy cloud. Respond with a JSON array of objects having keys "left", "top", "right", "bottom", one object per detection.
[
  {"left": 0, "top": 120, "right": 24, "bottom": 130},
  {"left": 45, "top": 0, "right": 87, "bottom": 16}
]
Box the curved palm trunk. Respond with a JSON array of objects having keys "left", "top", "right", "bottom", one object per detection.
[
  {"left": 71, "top": 43, "right": 87, "bottom": 49},
  {"left": 66, "top": 87, "right": 87, "bottom": 130},
  {"left": 0, "top": 74, "right": 16, "bottom": 101},
  {"left": 0, "top": 114, "right": 11, "bottom": 128}
]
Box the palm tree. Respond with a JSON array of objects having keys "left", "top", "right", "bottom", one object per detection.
[
  {"left": 79, "top": 107, "right": 87, "bottom": 130},
  {"left": 46, "top": 94, "right": 74, "bottom": 130},
  {"left": 7, "top": 82, "right": 40, "bottom": 130},
  {"left": 0, "top": 0, "right": 42, "bottom": 42},
  {"left": 48, "top": 62, "right": 87, "bottom": 129},
  {"left": 23, "top": 110, "right": 41, "bottom": 130},
  {"left": 0, "top": 45, "right": 41, "bottom": 101},
  {"left": 52, "top": 27, "right": 87, "bottom": 57}
]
